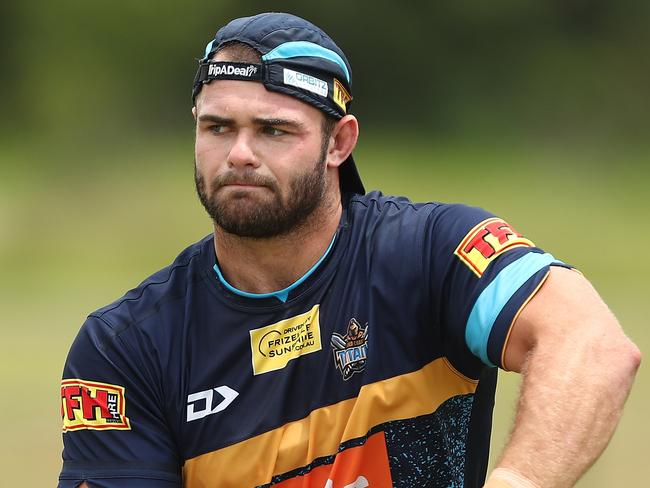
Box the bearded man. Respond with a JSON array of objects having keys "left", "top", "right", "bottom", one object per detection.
[{"left": 59, "top": 12, "right": 640, "bottom": 488}]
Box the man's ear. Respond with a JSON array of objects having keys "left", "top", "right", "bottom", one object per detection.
[
  {"left": 192, "top": 106, "right": 197, "bottom": 120},
  {"left": 327, "top": 115, "right": 359, "bottom": 169}
]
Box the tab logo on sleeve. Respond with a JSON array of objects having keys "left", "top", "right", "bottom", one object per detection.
[
  {"left": 250, "top": 304, "right": 322, "bottom": 375},
  {"left": 61, "top": 379, "right": 131, "bottom": 432},
  {"left": 454, "top": 217, "right": 535, "bottom": 277}
]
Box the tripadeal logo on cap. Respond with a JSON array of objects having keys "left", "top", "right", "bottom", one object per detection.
[{"left": 208, "top": 63, "right": 259, "bottom": 78}]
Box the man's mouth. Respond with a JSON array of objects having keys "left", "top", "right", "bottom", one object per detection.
[{"left": 225, "top": 182, "right": 262, "bottom": 186}]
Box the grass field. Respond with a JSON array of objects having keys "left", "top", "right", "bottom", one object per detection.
[{"left": 1, "top": 133, "right": 647, "bottom": 485}]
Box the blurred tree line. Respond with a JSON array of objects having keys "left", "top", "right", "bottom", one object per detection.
[{"left": 1, "top": 0, "right": 649, "bottom": 148}]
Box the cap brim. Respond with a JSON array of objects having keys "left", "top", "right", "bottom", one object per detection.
[{"left": 339, "top": 154, "right": 364, "bottom": 194}]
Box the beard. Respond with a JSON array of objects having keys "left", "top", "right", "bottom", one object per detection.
[{"left": 194, "top": 147, "right": 328, "bottom": 239}]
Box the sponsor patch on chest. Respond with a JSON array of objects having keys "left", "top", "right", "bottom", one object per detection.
[{"left": 250, "top": 304, "right": 322, "bottom": 375}]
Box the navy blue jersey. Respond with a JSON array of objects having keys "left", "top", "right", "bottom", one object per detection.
[{"left": 59, "top": 192, "right": 566, "bottom": 487}]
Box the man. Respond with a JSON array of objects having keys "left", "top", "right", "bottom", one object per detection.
[{"left": 59, "top": 12, "right": 640, "bottom": 488}]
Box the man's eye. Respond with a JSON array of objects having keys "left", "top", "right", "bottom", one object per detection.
[
  {"left": 210, "top": 125, "right": 227, "bottom": 134},
  {"left": 263, "top": 126, "right": 285, "bottom": 136}
]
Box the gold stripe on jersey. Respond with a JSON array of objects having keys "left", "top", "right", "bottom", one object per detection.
[{"left": 183, "top": 357, "right": 478, "bottom": 487}]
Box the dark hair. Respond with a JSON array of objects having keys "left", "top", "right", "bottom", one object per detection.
[{"left": 213, "top": 41, "right": 262, "bottom": 63}]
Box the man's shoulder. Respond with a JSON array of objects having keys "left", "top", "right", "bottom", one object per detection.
[
  {"left": 347, "top": 190, "right": 489, "bottom": 230},
  {"left": 344, "top": 191, "right": 504, "bottom": 268},
  {"left": 88, "top": 234, "right": 213, "bottom": 330},
  {"left": 349, "top": 190, "right": 438, "bottom": 212}
]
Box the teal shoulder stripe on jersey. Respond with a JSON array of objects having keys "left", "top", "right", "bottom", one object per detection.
[
  {"left": 213, "top": 232, "right": 337, "bottom": 303},
  {"left": 261, "top": 41, "right": 350, "bottom": 82},
  {"left": 465, "top": 252, "right": 562, "bottom": 367}
]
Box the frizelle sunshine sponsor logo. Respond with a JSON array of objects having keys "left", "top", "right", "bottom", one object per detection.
[{"left": 250, "top": 304, "right": 322, "bottom": 375}]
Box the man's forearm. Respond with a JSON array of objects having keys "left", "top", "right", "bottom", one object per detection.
[{"left": 487, "top": 320, "right": 640, "bottom": 488}]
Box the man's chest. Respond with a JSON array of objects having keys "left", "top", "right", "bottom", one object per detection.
[
  {"left": 178, "top": 287, "right": 399, "bottom": 450},
  {"left": 162, "top": 280, "right": 477, "bottom": 487}
]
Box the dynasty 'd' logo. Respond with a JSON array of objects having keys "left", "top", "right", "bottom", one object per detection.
[
  {"left": 331, "top": 318, "right": 368, "bottom": 380},
  {"left": 454, "top": 217, "right": 535, "bottom": 277},
  {"left": 61, "top": 379, "right": 130, "bottom": 432},
  {"left": 186, "top": 385, "right": 239, "bottom": 422}
]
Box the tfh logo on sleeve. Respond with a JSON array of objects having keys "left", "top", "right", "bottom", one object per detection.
[{"left": 61, "top": 379, "right": 131, "bottom": 432}]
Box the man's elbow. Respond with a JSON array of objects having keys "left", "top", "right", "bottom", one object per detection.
[
  {"left": 606, "top": 333, "right": 642, "bottom": 389},
  {"left": 619, "top": 337, "right": 642, "bottom": 376}
]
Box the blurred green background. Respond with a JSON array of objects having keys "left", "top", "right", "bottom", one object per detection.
[{"left": 0, "top": 1, "right": 647, "bottom": 486}]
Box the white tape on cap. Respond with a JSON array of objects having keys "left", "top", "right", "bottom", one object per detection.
[{"left": 283, "top": 68, "right": 328, "bottom": 97}]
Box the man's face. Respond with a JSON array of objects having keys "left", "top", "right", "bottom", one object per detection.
[{"left": 193, "top": 76, "right": 332, "bottom": 239}]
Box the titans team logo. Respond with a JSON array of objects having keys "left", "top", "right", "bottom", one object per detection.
[{"left": 331, "top": 319, "right": 368, "bottom": 380}]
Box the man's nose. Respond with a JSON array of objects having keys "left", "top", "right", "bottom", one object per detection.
[{"left": 227, "top": 131, "right": 259, "bottom": 169}]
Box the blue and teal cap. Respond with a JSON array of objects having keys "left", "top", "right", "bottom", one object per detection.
[{"left": 192, "top": 12, "right": 364, "bottom": 194}]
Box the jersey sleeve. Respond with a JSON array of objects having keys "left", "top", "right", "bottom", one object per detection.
[
  {"left": 425, "top": 204, "right": 570, "bottom": 374},
  {"left": 59, "top": 315, "right": 181, "bottom": 488}
]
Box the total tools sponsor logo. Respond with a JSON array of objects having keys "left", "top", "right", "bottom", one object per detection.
[
  {"left": 268, "top": 430, "right": 392, "bottom": 487},
  {"left": 325, "top": 477, "right": 368, "bottom": 488}
]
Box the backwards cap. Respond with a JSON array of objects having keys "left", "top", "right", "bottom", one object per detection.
[{"left": 193, "top": 12, "right": 364, "bottom": 195}]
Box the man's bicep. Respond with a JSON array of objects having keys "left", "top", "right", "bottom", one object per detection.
[
  {"left": 59, "top": 316, "right": 181, "bottom": 487},
  {"left": 426, "top": 204, "right": 565, "bottom": 374},
  {"left": 503, "top": 266, "right": 623, "bottom": 372}
]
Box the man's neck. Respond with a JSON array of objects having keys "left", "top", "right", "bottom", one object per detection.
[{"left": 212, "top": 197, "right": 342, "bottom": 295}]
